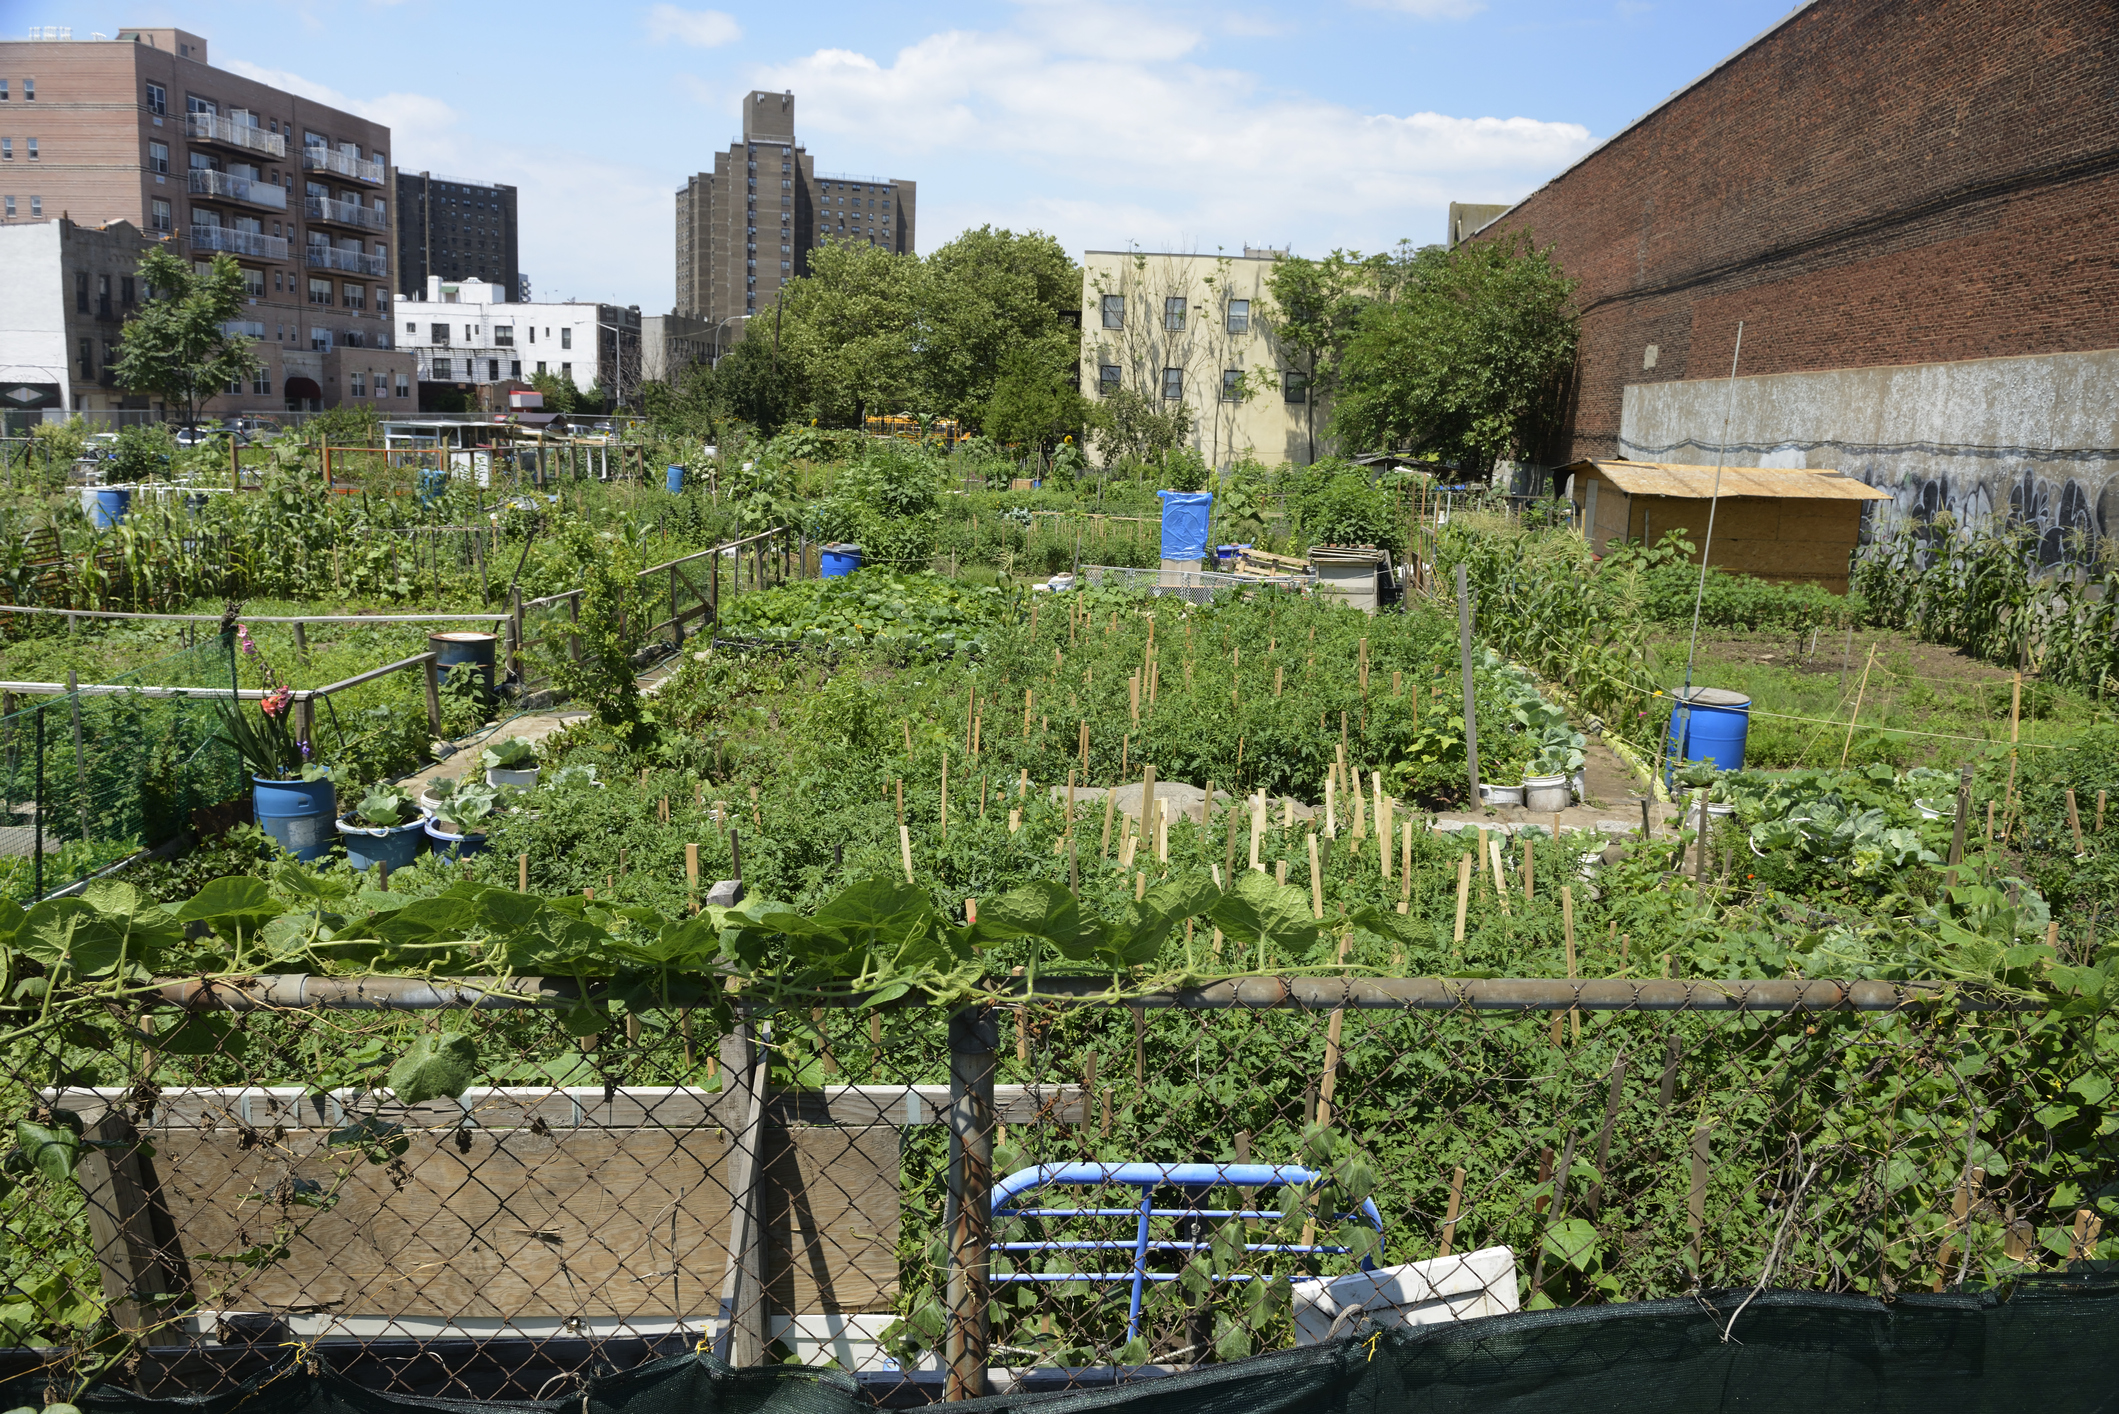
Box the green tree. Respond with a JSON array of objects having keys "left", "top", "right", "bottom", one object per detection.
[
  {"left": 919, "top": 226, "right": 1080, "bottom": 423},
  {"left": 982, "top": 344, "right": 1095, "bottom": 459},
  {"left": 713, "top": 336, "right": 799, "bottom": 434},
  {"left": 1331, "top": 235, "right": 1578, "bottom": 477},
  {"left": 1096, "top": 385, "right": 1192, "bottom": 469},
  {"left": 777, "top": 242, "right": 920, "bottom": 425},
  {"left": 528, "top": 370, "right": 581, "bottom": 415},
  {"left": 1262, "top": 249, "right": 1385, "bottom": 464},
  {"left": 110, "top": 247, "right": 260, "bottom": 431}
]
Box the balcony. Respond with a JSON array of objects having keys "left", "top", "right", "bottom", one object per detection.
[
  {"left": 302, "top": 145, "right": 385, "bottom": 184},
  {"left": 187, "top": 168, "right": 288, "bottom": 211},
  {"left": 188, "top": 225, "right": 290, "bottom": 260},
  {"left": 220, "top": 320, "right": 268, "bottom": 340},
  {"left": 187, "top": 111, "right": 287, "bottom": 159},
  {"left": 304, "top": 194, "right": 385, "bottom": 230},
  {"left": 304, "top": 244, "right": 388, "bottom": 277}
]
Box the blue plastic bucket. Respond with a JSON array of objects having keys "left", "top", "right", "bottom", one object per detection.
[
  {"left": 417, "top": 468, "right": 450, "bottom": 505},
  {"left": 821, "top": 543, "right": 864, "bottom": 578},
  {"left": 428, "top": 631, "right": 497, "bottom": 699},
  {"left": 90, "top": 487, "right": 133, "bottom": 528},
  {"left": 667, "top": 464, "right": 685, "bottom": 494},
  {"left": 424, "top": 818, "right": 488, "bottom": 862},
  {"left": 1665, "top": 687, "right": 1751, "bottom": 781},
  {"left": 339, "top": 815, "right": 429, "bottom": 873},
  {"left": 253, "top": 775, "right": 337, "bottom": 861}
]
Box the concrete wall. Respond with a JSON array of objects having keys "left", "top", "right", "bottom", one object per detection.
[{"left": 1618, "top": 347, "right": 2119, "bottom": 566}]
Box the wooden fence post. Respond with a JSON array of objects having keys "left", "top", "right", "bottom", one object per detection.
[
  {"left": 421, "top": 654, "right": 442, "bottom": 736},
  {"left": 507, "top": 585, "right": 524, "bottom": 684},
  {"left": 714, "top": 1019, "right": 769, "bottom": 1366},
  {"left": 76, "top": 1111, "right": 186, "bottom": 1339},
  {"left": 945, "top": 1006, "right": 997, "bottom": 1400}
]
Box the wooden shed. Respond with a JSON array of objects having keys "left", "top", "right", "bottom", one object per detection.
[{"left": 1561, "top": 459, "right": 1892, "bottom": 595}]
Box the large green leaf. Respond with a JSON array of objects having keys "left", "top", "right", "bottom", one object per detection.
[
  {"left": 973, "top": 881, "right": 1107, "bottom": 962},
  {"left": 15, "top": 1118, "right": 83, "bottom": 1183},
  {"left": 1207, "top": 872, "right": 1322, "bottom": 960},
  {"left": 386, "top": 1032, "right": 479, "bottom": 1104},
  {"left": 1110, "top": 874, "right": 1220, "bottom": 967},
  {"left": 173, "top": 876, "right": 285, "bottom": 936},
  {"left": 18, "top": 899, "right": 131, "bottom": 978}
]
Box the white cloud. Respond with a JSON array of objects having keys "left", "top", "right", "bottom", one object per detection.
[
  {"left": 751, "top": 6, "right": 1590, "bottom": 258},
  {"left": 644, "top": 5, "right": 743, "bottom": 48}
]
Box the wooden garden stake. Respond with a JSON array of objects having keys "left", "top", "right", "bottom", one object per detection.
[
  {"left": 1839, "top": 643, "right": 1876, "bottom": 768},
  {"left": 1022, "top": 689, "right": 1034, "bottom": 739},
  {"left": 1224, "top": 799, "right": 1241, "bottom": 880},
  {"left": 1101, "top": 788, "right": 1118, "bottom": 858},
  {"left": 1522, "top": 833, "right": 1534, "bottom": 901},
  {"left": 899, "top": 824, "right": 915, "bottom": 883},
  {"left": 903, "top": 719, "right": 914, "bottom": 754},
  {"left": 940, "top": 753, "right": 950, "bottom": 840},
  {"left": 1065, "top": 769, "right": 1077, "bottom": 832},
  {"left": 965, "top": 686, "right": 977, "bottom": 753},
  {"left": 1130, "top": 673, "right": 1141, "bottom": 725},
  {"left": 1250, "top": 791, "right": 1266, "bottom": 871},
  {"left": 686, "top": 843, "right": 700, "bottom": 913},
  {"left": 1274, "top": 664, "right": 1283, "bottom": 697},
  {"left": 1307, "top": 833, "right": 1324, "bottom": 918},
  {"left": 1439, "top": 1166, "right": 1466, "bottom": 1257},
  {"left": 1453, "top": 853, "right": 1472, "bottom": 948},
  {"left": 1687, "top": 1124, "right": 1711, "bottom": 1272},
  {"left": 1398, "top": 823, "right": 1414, "bottom": 915},
  {"left": 2067, "top": 787, "right": 2084, "bottom": 854},
  {"left": 750, "top": 785, "right": 762, "bottom": 831},
  {"left": 1324, "top": 771, "right": 1337, "bottom": 837},
  {"left": 518, "top": 853, "right": 529, "bottom": 891},
  {"left": 1282, "top": 795, "right": 1294, "bottom": 829},
  {"left": 1276, "top": 859, "right": 1287, "bottom": 886},
  {"left": 895, "top": 779, "right": 905, "bottom": 827},
  {"left": 1380, "top": 793, "right": 1394, "bottom": 881},
  {"left": 1563, "top": 887, "right": 1579, "bottom": 1042}
]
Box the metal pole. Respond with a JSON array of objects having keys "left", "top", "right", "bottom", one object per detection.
[
  {"left": 1679, "top": 321, "right": 1745, "bottom": 701},
  {"left": 1457, "top": 562, "right": 1480, "bottom": 804},
  {"left": 67, "top": 667, "right": 87, "bottom": 843},
  {"left": 945, "top": 1006, "right": 997, "bottom": 1400},
  {"left": 33, "top": 706, "right": 45, "bottom": 900}
]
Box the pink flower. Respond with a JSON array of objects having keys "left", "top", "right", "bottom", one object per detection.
[{"left": 262, "top": 687, "right": 293, "bottom": 718}]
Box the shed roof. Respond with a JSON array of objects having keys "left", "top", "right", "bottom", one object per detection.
[{"left": 1562, "top": 460, "right": 1892, "bottom": 501}]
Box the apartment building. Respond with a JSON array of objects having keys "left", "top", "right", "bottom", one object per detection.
[
  {"left": 673, "top": 89, "right": 916, "bottom": 342},
  {"left": 395, "top": 171, "right": 519, "bottom": 302},
  {"left": 0, "top": 26, "right": 410, "bottom": 413},
  {"left": 396, "top": 276, "right": 640, "bottom": 412},
  {"left": 1079, "top": 249, "right": 1327, "bottom": 469}
]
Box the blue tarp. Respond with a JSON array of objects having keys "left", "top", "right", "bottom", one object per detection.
[{"left": 1158, "top": 490, "right": 1213, "bottom": 561}]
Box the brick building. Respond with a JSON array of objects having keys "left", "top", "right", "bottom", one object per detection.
[
  {"left": 395, "top": 171, "right": 519, "bottom": 303},
  {"left": 0, "top": 26, "right": 411, "bottom": 415},
  {"left": 1476, "top": 0, "right": 2119, "bottom": 562},
  {"left": 673, "top": 90, "right": 916, "bottom": 352}
]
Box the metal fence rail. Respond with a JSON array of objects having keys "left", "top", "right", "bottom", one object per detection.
[{"left": 0, "top": 981, "right": 2106, "bottom": 1403}]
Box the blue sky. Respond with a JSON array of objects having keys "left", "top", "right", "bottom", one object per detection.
[{"left": 24, "top": 0, "right": 1803, "bottom": 308}]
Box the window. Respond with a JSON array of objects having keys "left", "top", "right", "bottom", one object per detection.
[
  {"left": 121, "top": 276, "right": 135, "bottom": 306},
  {"left": 1, "top": 139, "right": 9, "bottom": 161},
  {"left": 242, "top": 267, "right": 262, "bottom": 298},
  {"left": 252, "top": 368, "right": 271, "bottom": 394},
  {"left": 375, "top": 289, "right": 389, "bottom": 310},
  {"left": 3, "top": 197, "right": 13, "bottom": 218},
  {"left": 395, "top": 372, "right": 409, "bottom": 397},
  {"left": 1162, "top": 367, "right": 1183, "bottom": 400},
  {"left": 350, "top": 371, "right": 365, "bottom": 397},
  {"left": 1284, "top": 370, "right": 1307, "bottom": 404},
  {"left": 1098, "top": 364, "right": 1121, "bottom": 396},
  {"left": 535, "top": 360, "right": 546, "bottom": 375},
  {"left": 1101, "top": 294, "right": 1124, "bottom": 329},
  {"left": 78, "top": 336, "right": 93, "bottom": 378},
  {"left": 1221, "top": 369, "right": 1244, "bottom": 401},
  {"left": 150, "top": 198, "right": 170, "bottom": 230},
  {"left": 148, "top": 140, "right": 167, "bottom": 173},
  {"left": 22, "top": 80, "right": 32, "bottom": 101},
  {"left": 308, "top": 277, "right": 332, "bottom": 305},
  {"left": 1164, "top": 297, "right": 1186, "bottom": 331},
  {"left": 406, "top": 321, "right": 416, "bottom": 334},
  {"left": 342, "top": 282, "right": 363, "bottom": 309},
  {"left": 487, "top": 359, "right": 499, "bottom": 381},
  {"left": 31, "top": 196, "right": 42, "bottom": 216},
  {"left": 560, "top": 362, "right": 572, "bottom": 379},
  {"left": 96, "top": 274, "right": 111, "bottom": 316},
  {"left": 75, "top": 271, "right": 87, "bottom": 312},
  {"left": 559, "top": 327, "right": 571, "bottom": 349},
  {"left": 430, "top": 323, "right": 450, "bottom": 345},
  {"left": 432, "top": 358, "right": 452, "bottom": 380},
  {"left": 28, "top": 137, "right": 40, "bottom": 161},
  {"left": 0, "top": 81, "right": 7, "bottom": 100},
  {"left": 1227, "top": 299, "right": 1249, "bottom": 333}
]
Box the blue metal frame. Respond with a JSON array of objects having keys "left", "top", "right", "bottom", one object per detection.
[{"left": 987, "top": 1163, "right": 1386, "bottom": 1343}]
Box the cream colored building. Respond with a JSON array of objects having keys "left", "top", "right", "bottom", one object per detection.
[{"left": 1079, "top": 248, "right": 1331, "bottom": 469}]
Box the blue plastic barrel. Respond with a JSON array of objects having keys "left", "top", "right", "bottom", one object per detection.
[
  {"left": 417, "top": 468, "right": 450, "bottom": 505},
  {"left": 1665, "top": 687, "right": 1751, "bottom": 780},
  {"left": 252, "top": 775, "right": 337, "bottom": 861},
  {"left": 821, "top": 543, "right": 864, "bottom": 578},
  {"left": 667, "top": 464, "right": 685, "bottom": 494},
  {"left": 428, "top": 631, "right": 497, "bottom": 698},
  {"left": 90, "top": 487, "right": 132, "bottom": 528},
  {"left": 1157, "top": 490, "right": 1213, "bottom": 561},
  {"left": 340, "top": 816, "right": 429, "bottom": 873}
]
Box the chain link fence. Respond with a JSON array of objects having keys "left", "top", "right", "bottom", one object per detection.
[
  {"left": 0, "top": 637, "right": 246, "bottom": 900},
  {"left": 0, "top": 982, "right": 2106, "bottom": 1404}
]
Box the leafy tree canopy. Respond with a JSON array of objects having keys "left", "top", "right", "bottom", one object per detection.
[
  {"left": 1331, "top": 234, "right": 1577, "bottom": 476},
  {"left": 110, "top": 247, "right": 260, "bottom": 428}
]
